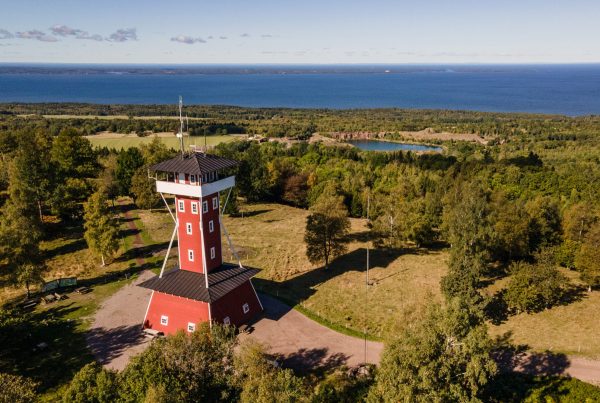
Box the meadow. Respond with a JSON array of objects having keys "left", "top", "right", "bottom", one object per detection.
[
  {"left": 140, "top": 201, "right": 600, "bottom": 357},
  {"left": 85, "top": 133, "right": 240, "bottom": 150}
]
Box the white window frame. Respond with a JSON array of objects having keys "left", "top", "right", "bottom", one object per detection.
[
  {"left": 208, "top": 220, "right": 214, "bottom": 233},
  {"left": 188, "top": 249, "right": 194, "bottom": 262},
  {"left": 186, "top": 222, "right": 193, "bottom": 235},
  {"left": 160, "top": 315, "right": 168, "bottom": 326},
  {"left": 210, "top": 247, "right": 216, "bottom": 260},
  {"left": 187, "top": 322, "right": 196, "bottom": 332},
  {"left": 178, "top": 200, "right": 185, "bottom": 212},
  {"left": 242, "top": 303, "right": 250, "bottom": 314},
  {"left": 212, "top": 196, "right": 219, "bottom": 210},
  {"left": 223, "top": 317, "right": 231, "bottom": 325},
  {"left": 191, "top": 201, "right": 198, "bottom": 215},
  {"left": 202, "top": 200, "right": 208, "bottom": 214}
]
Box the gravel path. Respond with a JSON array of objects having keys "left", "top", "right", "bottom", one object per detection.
[
  {"left": 240, "top": 293, "right": 383, "bottom": 372},
  {"left": 87, "top": 284, "right": 600, "bottom": 384},
  {"left": 86, "top": 270, "right": 154, "bottom": 371}
]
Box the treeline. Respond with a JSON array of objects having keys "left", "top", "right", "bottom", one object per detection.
[
  {"left": 211, "top": 140, "right": 600, "bottom": 306},
  {"left": 3, "top": 103, "right": 600, "bottom": 139}
]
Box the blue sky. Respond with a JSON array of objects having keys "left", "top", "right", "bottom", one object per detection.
[{"left": 1, "top": 0, "right": 599, "bottom": 63}]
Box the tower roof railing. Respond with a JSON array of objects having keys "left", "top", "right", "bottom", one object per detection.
[{"left": 150, "top": 152, "right": 238, "bottom": 176}]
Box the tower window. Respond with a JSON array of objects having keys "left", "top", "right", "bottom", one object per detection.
[
  {"left": 190, "top": 175, "right": 196, "bottom": 184},
  {"left": 209, "top": 220, "right": 214, "bottom": 233},
  {"left": 178, "top": 200, "right": 185, "bottom": 212},
  {"left": 212, "top": 196, "right": 219, "bottom": 210},
  {"left": 191, "top": 202, "right": 198, "bottom": 214},
  {"left": 188, "top": 249, "right": 194, "bottom": 262},
  {"left": 160, "top": 315, "right": 168, "bottom": 325},
  {"left": 243, "top": 303, "right": 250, "bottom": 314},
  {"left": 210, "top": 247, "right": 216, "bottom": 260},
  {"left": 186, "top": 223, "right": 193, "bottom": 235},
  {"left": 187, "top": 322, "right": 196, "bottom": 332},
  {"left": 202, "top": 200, "right": 208, "bottom": 213}
]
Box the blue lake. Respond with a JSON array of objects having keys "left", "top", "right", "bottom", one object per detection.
[
  {"left": 347, "top": 139, "right": 442, "bottom": 152},
  {"left": 1, "top": 64, "right": 600, "bottom": 115}
]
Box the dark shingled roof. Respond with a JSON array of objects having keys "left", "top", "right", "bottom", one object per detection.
[
  {"left": 138, "top": 263, "right": 259, "bottom": 302},
  {"left": 150, "top": 152, "right": 239, "bottom": 175}
]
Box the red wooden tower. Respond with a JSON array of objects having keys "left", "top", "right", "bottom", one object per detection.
[{"left": 139, "top": 151, "right": 263, "bottom": 334}]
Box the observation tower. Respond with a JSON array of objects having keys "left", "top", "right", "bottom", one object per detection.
[{"left": 139, "top": 151, "right": 263, "bottom": 334}]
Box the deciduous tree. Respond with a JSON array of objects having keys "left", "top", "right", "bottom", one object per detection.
[
  {"left": 368, "top": 299, "right": 496, "bottom": 402},
  {"left": 504, "top": 253, "right": 567, "bottom": 313},
  {"left": 305, "top": 185, "right": 350, "bottom": 269},
  {"left": 83, "top": 190, "right": 119, "bottom": 266},
  {"left": 575, "top": 222, "right": 600, "bottom": 291}
]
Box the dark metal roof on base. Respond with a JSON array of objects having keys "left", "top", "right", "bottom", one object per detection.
[
  {"left": 150, "top": 152, "right": 238, "bottom": 175},
  {"left": 138, "top": 263, "right": 259, "bottom": 303}
]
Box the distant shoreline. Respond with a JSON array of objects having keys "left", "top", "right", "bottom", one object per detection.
[
  {"left": 1, "top": 63, "right": 600, "bottom": 76},
  {"left": 1, "top": 66, "right": 599, "bottom": 115}
]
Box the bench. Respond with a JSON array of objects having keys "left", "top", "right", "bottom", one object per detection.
[
  {"left": 75, "top": 286, "right": 91, "bottom": 294},
  {"left": 17, "top": 299, "right": 38, "bottom": 309},
  {"left": 142, "top": 328, "right": 164, "bottom": 339},
  {"left": 21, "top": 301, "right": 38, "bottom": 310},
  {"left": 41, "top": 294, "right": 57, "bottom": 304},
  {"left": 54, "top": 292, "right": 66, "bottom": 300}
]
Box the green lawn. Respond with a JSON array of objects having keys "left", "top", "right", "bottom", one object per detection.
[{"left": 86, "top": 134, "right": 240, "bottom": 150}]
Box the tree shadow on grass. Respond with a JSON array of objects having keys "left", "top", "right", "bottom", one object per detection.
[
  {"left": 78, "top": 260, "right": 159, "bottom": 289},
  {"left": 0, "top": 304, "right": 94, "bottom": 392},
  {"left": 485, "top": 283, "right": 587, "bottom": 326},
  {"left": 237, "top": 208, "right": 272, "bottom": 218},
  {"left": 115, "top": 241, "right": 170, "bottom": 263},
  {"left": 119, "top": 227, "right": 141, "bottom": 239},
  {"left": 254, "top": 246, "right": 424, "bottom": 308},
  {"left": 43, "top": 238, "right": 88, "bottom": 260}
]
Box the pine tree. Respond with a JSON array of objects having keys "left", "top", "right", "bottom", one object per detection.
[
  {"left": 83, "top": 190, "right": 119, "bottom": 266},
  {"left": 0, "top": 165, "right": 44, "bottom": 295}
]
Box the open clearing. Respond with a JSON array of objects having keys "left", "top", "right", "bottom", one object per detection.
[
  {"left": 141, "top": 201, "right": 600, "bottom": 358},
  {"left": 141, "top": 202, "right": 447, "bottom": 340},
  {"left": 85, "top": 133, "right": 241, "bottom": 150}
]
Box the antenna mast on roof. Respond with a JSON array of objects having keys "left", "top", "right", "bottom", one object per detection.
[{"left": 177, "top": 96, "right": 184, "bottom": 156}]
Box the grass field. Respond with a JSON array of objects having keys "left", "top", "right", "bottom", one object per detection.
[
  {"left": 488, "top": 268, "right": 600, "bottom": 359},
  {"left": 140, "top": 202, "right": 447, "bottom": 340},
  {"left": 86, "top": 134, "right": 240, "bottom": 150},
  {"left": 140, "top": 201, "right": 600, "bottom": 358}
]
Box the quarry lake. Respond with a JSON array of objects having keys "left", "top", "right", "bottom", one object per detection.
[
  {"left": 1, "top": 64, "right": 600, "bottom": 115},
  {"left": 347, "top": 140, "right": 443, "bottom": 152}
]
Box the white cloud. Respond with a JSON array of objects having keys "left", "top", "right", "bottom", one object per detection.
[
  {"left": 0, "top": 29, "right": 14, "bottom": 40},
  {"left": 108, "top": 28, "right": 137, "bottom": 42},
  {"left": 50, "top": 24, "right": 103, "bottom": 41},
  {"left": 170, "top": 35, "right": 206, "bottom": 44},
  {"left": 15, "top": 30, "right": 58, "bottom": 42}
]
